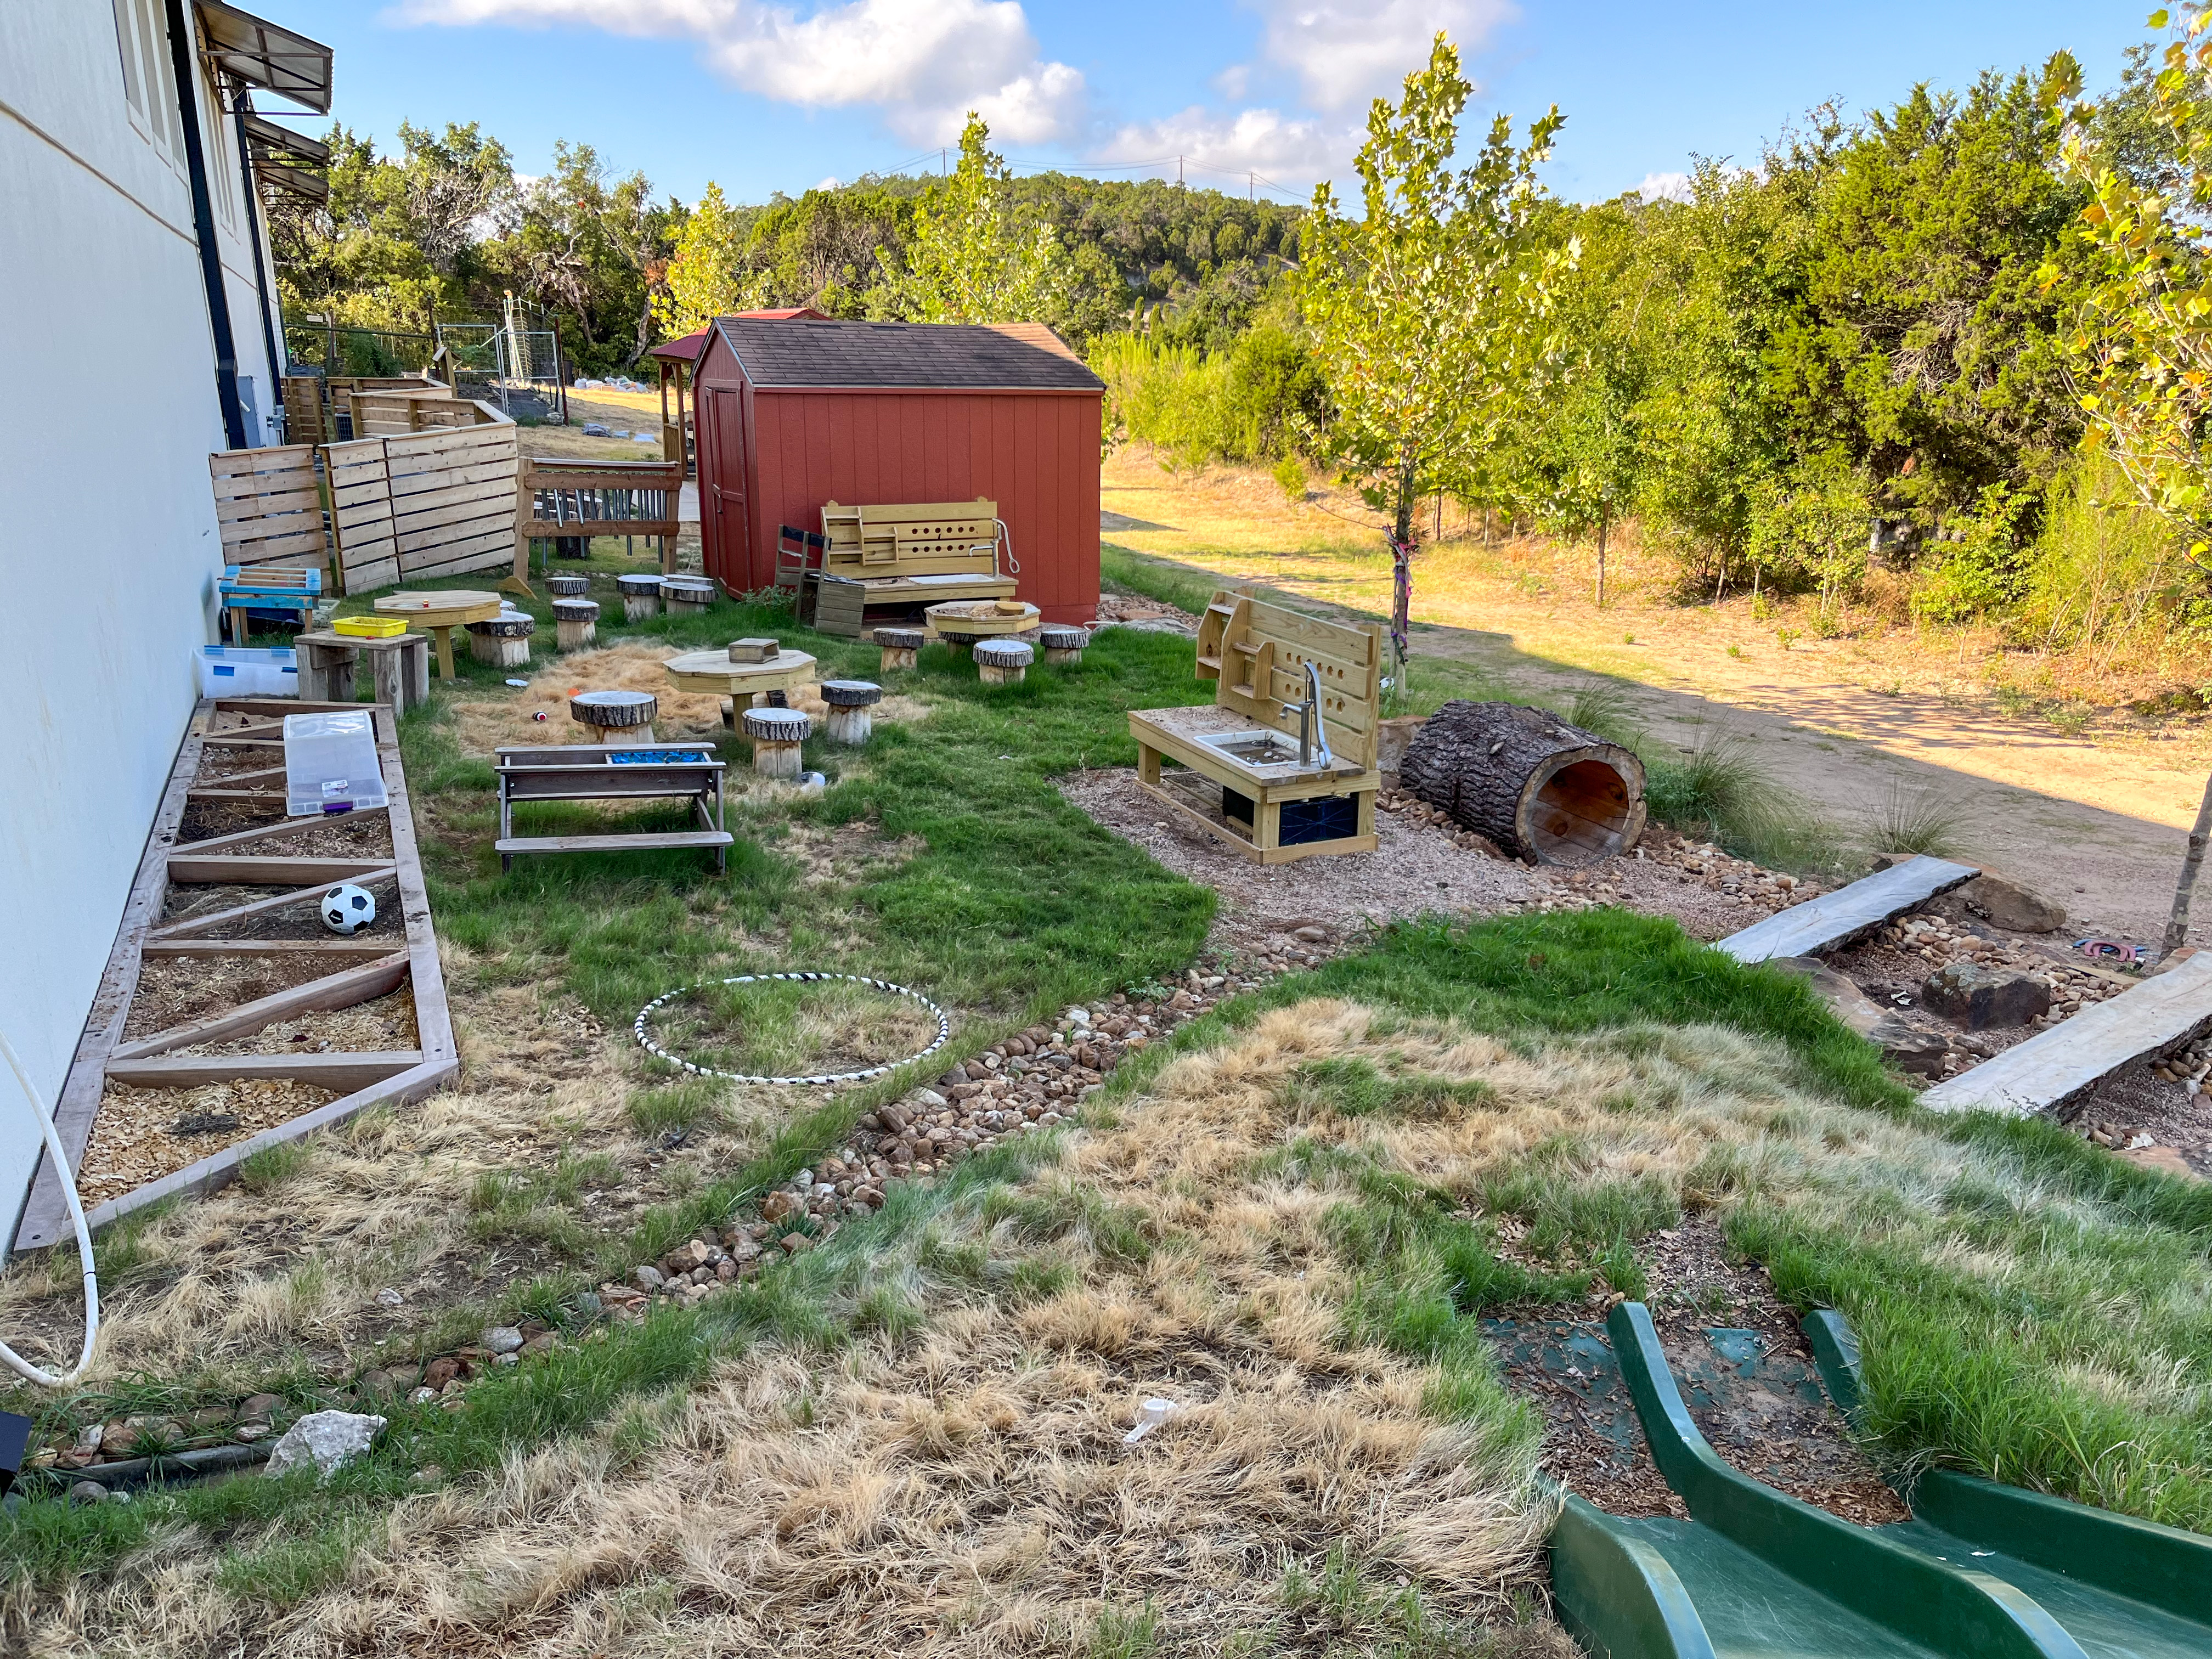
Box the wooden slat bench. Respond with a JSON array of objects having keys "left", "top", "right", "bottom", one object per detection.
[
  {"left": 1715, "top": 856, "right": 1980, "bottom": 964},
  {"left": 494, "top": 743, "right": 733, "bottom": 873}
]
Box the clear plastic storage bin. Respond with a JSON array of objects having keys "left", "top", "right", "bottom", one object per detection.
[
  {"left": 197, "top": 645, "right": 298, "bottom": 697},
  {"left": 284, "top": 710, "right": 387, "bottom": 816}
]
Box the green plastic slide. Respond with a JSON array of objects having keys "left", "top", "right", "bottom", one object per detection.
[{"left": 1546, "top": 1303, "right": 2212, "bottom": 1658}]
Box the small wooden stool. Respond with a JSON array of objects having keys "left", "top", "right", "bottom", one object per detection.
[
  {"left": 546, "top": 573, "right": 591, "bottom": 599},
  {"left": 572, "top": 689, "right": 657, "bottom": 743},
  {"left": 554, "top": 599, "right": 600, "bottom": 651},
  {"left": 820, "top": 680, "right": 882, "bottom": 744},
  {"left": 874, "top": 627, "right": 924, "bottom": 672},
  {"left": 974, "top": 639, "right": 1034, "bottom": 686},
  {"left": 742, "top": 706, "right": 811, "bottom": 778},
  {"left": 618, "top": 573, "right": 661, "bottom": 620},
  {"left": 1040, "top": 625, "right": 1090, "bottom": 667},
  {"left": 295, "top": 630, "right": 429, "bottom": 714},
  {"left": 467, "top": 614, "right": 535, "bottom": 668},
  {"left": 662, "top": 575, "right": 717, "bottom": 615}
]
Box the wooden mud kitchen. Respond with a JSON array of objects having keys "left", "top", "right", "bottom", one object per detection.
[{"left": 1128, "top": 591, "right": 1383, "bottom": 862}]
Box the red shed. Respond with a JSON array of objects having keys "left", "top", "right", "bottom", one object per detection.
[{"left": 692, "top": 316, "right": 1105, "bottom": 624}]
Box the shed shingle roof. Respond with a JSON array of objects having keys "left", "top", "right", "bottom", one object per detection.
[{"left": 713, "top": 318, "right": 1104, "bottom": 392}]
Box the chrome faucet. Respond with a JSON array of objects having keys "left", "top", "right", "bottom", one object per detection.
[{"left": 1294, "top": 661, "right": 1334, "bottom": 770}]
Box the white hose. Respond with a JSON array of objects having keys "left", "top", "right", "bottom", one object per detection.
[{"left": 0, "top": 1029, "right": 99, "bottom": 1387}]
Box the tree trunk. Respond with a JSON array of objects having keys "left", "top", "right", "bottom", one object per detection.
[
  {"left": 1398, "top": 701, "right": 1648, "bottom": 866},
  {"left": 1595, "top": 510, "right": 1610, "bottom": 610},
  {"left": 2163, "top": 771, "right": 2212, "bottom": 958}
]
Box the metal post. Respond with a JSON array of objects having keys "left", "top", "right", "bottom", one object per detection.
[{"left": 163, "top": 0, "right": 246, "bottom": 449}]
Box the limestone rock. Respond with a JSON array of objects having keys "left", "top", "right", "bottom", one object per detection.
[
  {"left": 264, "top": 1410, "right": 387, "bottom": 1481},
  {"left": 481, "top": 1325, "right": 524, "bottom": 1355},
  {"left": 1771, "top": 957, "right": 1949, "bottom": 1076},
  {"left": 1922, "top": 961, "right": 2052, "bottom": 1029},
  {"left": 1957, "top": 873, "right": 2064, "bottom": 934}
]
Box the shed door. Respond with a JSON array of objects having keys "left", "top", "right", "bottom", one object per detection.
[{"left": 705, "top": 387, "right": 750, "bottom": 582}]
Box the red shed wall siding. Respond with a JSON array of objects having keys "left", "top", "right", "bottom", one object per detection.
[{"left": 719, "top": 385, "right": 1101, "bottom": 624}]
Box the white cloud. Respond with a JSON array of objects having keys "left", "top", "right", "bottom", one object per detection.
[
  {"left": 1092, "top": 106, "right": 1354, "bottom": 189},
  {"left": 1636, "top": 170, "right": 1692, "bottom": 203},
  {"left": 1239, "top": 0, "right": 1516, "bottom": 112},
  {"left": 387, "top": 0, "right": 1086, "bottom": 144}
]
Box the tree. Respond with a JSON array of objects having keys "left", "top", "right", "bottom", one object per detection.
[
  {"left": 655, "top": 183, "right": 766, "bottom": 335},
  {"left": 1295, "top": 33, "right": 1570, "bottom": 691},
  {"left": 2044, "top": 8, "right": 2212, "bottom": 956},
  {"left": 876, "top": 116, "right": 1070, "bottom": 324}
]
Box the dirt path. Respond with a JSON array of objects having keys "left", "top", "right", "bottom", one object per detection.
[{"left": 1099, "top": 453, "right": 2212, "bottom": 948}]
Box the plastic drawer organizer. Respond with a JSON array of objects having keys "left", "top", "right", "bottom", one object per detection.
[{"left": 284, "top": 710, "right": 387, "bottom": 816}]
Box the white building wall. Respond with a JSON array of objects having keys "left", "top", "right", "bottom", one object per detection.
[{"left": 0, "top": 0, "right": 297, "bottom": 1228}]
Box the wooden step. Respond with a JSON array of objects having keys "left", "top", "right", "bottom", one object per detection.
[
  {"left": 494, "top": 831, "right": 733, "bottom": 855},
  {"left": 1716, "top": 856, "right": 1979, "bottom": 964},
  {"left": 1196, "top": 654, "right": 1222, "bottom": 672}
]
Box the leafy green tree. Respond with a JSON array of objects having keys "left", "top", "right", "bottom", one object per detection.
[
  {"left": 876, "top": 116, "right": 1070, "bottom": 324},
  {"left": 655, "top": 183, "right": 766, "bottom": 334},
  {"left": 1296, "top": 32, "right": 1569, "bottom": 684}
]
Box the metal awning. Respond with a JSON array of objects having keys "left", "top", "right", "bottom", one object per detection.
[
  {"left": 195, "top": 1, "right": 332, "bottom": 114},
  {"left": 243, "top": 110, "right": 329, "bottom": 167},
  {"left": 256, "top": 161, "right": 328, "bottom": 203}
]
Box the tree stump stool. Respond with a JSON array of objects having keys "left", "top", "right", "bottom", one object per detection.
[
  {"left": 874, "top": 627, "right": 924, "bottom": 672},
  {"left": 572, "top": 689, "right": 657, "bottom": 744},
  {"left": 553, "top": 599, "right": 600, "bottom": 651},
  {"left": 741, "top": 706, "right": 811, "bottom": 778},
  {"left": 1039, "top": 625, "right": 1089, "bottom": 667},
  {"left": 546, "top": 573, "right": 591, "bottom": 599},
  {"left": 617, "top": 573, "right": 662, "bottom": 621},
  {"left": 935, "top": 629, "right": 983, "bottom": 659},
  {"left": 467, "top": 613, "right": 535, "bottom": 668},
  {"left": 974, "top": 639, "right": 1034, "bottom": 686},
  {"left": 820, "top": 680, "right": 882, "bottom": 744},
  {"left": 661, "top": 575, "right": 717, "bottom": 615},
  {"left": 1398, "top": 700, "right": 1646, "bottom": 866}
]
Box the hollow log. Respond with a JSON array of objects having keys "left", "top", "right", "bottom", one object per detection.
[{"left": 1398, "top": 700, "right": 1646, "bottom": 866}]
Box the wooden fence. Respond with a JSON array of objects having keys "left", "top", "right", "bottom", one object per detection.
[
  {"left": 209, "top": 445, "right": 328, "bottom": 573},
  {"left": 348, "top": 387, "right": 508, "bottom": 437},
  {"left": 328, "top": 422, "right": 520, "bottom": 593}
]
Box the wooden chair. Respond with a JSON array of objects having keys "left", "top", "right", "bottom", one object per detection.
[{"left": 776, "top": 524, "right": 828, "bottom": 593}]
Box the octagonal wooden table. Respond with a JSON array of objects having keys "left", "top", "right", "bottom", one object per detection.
[
  {"left": 662, "top": 647, "right": 819, "bottom": 725},
  {"left": 372, "top": 589, "right": 506, "bottom": 681}
]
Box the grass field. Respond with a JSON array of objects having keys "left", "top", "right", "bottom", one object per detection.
[{"left": 4, "top": 563, "right": 2209, "bottom": 1653}]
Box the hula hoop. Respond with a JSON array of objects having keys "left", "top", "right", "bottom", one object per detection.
[{"left": 634, "top": 971, "right": 950, "bottom": 1085}]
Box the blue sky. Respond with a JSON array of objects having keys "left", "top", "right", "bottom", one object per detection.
[{"left": 267, "top": 1, "right": 2150, "bottom": 207}]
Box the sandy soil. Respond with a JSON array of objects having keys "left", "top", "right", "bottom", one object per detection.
[
  {"left": 1101, "top": 450, "right": 2212, "bottom": 948},
  {"left": 514, "top": 385, "right": 675, "bottom": 463}
]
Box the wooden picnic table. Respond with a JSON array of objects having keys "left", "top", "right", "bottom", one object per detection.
[
  {"left": 494, "top": 742, "right": 732, "bottom": 872},
  {"left": 372, "top": 590, "right": 505, "bottom": 680}
]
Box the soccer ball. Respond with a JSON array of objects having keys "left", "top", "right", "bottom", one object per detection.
[{"left": 321, "top": 883, "right": 376, "bottom": 935}]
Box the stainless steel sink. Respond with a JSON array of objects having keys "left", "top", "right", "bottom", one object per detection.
[{"left": 1197, "top": 729, "right": 1305, "bottom": 769}]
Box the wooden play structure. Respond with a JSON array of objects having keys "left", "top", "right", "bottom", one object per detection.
[
  {"left": 772, "top": 498, "right": 1018, "bottom": 636},
  {"left": 511, "top": 455, "right": 685, "bottom": 596},
  {"left": 12, "top": 697, "right": 456, "bottom": 1253},
  {"left": 1128, "top": 591, "right": 1382, "bottom": 864}
]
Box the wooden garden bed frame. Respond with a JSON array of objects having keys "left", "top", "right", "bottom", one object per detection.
[
  {"left": 1128, "top": 590, "right": 1382, "bottom": 864},
  {"left": 9, "top": 697, "right": 458, "bottom": 1254}
]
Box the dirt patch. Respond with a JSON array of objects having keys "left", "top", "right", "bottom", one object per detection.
[
  {"left": 174, "top": 805, "right": 395, "bottom": 857},
  {"left": 1058, "top": 768, "right": 1792, "bottom": 955},
  {"left": 158, "top": 882, "right": 407, "bottom": 943},
  {"left": 123, "top": 950, "right": 402, "bottom": 1041},
  {"left": 1487, "top": 1317, "right": 1688, "bottom": 1519},
  {"left": 1094, "top": 591, "right": 1200, "bottom": 633},
  {"left": 75, "top": 1077, "right": 342, "bottom": 1205}
]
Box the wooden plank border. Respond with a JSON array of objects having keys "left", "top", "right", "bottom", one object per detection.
[{"left": 10, "top": 701, "right": 459, "bottom": 1255}]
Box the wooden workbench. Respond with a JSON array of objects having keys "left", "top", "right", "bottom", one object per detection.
[
  {"left": 371, "top": 589, "right": 505, "bottom": 680},
  {"left": 494, "top": 743, "right": 733, "bottom": 872},
  {"left": 1128, "top": 591, "right": 1382, "bottom": 864}
]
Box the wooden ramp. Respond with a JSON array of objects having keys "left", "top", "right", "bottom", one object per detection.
[
  {"left": 1715, "top": 856, "right": 1979, "bottom": 964},
  {"left": 1921, "top": 952, "right": 2212, "bottom": 1116}
]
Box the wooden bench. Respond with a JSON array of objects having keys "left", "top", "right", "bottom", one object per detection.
[
  {"left": 1128, "top": 590, "right": 1381, "bottom": 864},
  {"left": 494, "top": 743, "right": 733, "bottom": 873},
  {"left": 294, "top": 630, "right": 430, "bottom": 714},
  {"left": 811, "top": 497, "right": 1019, "bottom": 633}
]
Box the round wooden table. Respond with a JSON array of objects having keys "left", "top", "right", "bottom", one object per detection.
[
  {"left": 663, "top": 648, "right": 819, "bottom": 724},
  {"left": 373, "top": 590, "right": 506, "bottom": 681},
  {"left": 924, "top": 600, "right": 1039, "bottom": 640}
]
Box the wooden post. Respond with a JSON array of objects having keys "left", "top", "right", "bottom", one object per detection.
[
  {"left": 372, "top": 644, "right": 405, "bottom": 713},
  {"left": 2163, "top": 771, "right": 2212, "bottom": 958}
]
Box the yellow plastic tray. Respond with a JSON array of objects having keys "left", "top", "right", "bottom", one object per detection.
[{"left": 333, "top": 616, "right": 409, "bottom": 639}]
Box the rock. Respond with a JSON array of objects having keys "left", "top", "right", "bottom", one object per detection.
[
  {"left": 1771, "top": 957, "right": 1949, "bottom": 1076},
  {"left": 239, "top": 1393, "right": 284, "bottom": 1421},
  {"left": 264, "top": 1410, "right": 387, "bottom": 1481},
  {"left": 1293, "top": 926, "right": 1329, "bottom": 943},
  {"left": 69, "top": 1480, "right": 106, "bottom": 1506},
  {"left": 376, "top": 1288, "right": 404, "bottom": 1307},
  {"left": 912, "top": 1088, "right": 949, "bottom": 1110},
  {"left": 939, "top": 1064, "right": 970, "bottom": 1086},
  {"left": 421, "top": 1357, "right": 461, "bottom": 1390},
  {"left": 780, "top": 1232, "right": 813, "bottom": 1254},
  {"left": 481, "top": 1325, "right": 524, "bottom": 1356},
  {"left": 1957, "top": 873, "right": 2064, "bottom": 934},
  {"left": 761, "top": 1190, "right": 800, "bottom": 1222},
  {"left": 2120, "top": 1144, "right": 2202, "bottom": 1181},
  {"left": 634, "top": 1264, "right": 666, "bottom": 1291},
  {"left": 1922, "top": 962, "right": 2052, "bottom": 1029}
]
